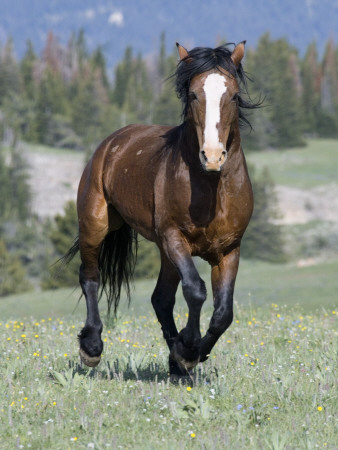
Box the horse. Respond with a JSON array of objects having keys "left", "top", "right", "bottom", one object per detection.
[{"left": 65, "top": 41, "right": 260, "bottom": 380}]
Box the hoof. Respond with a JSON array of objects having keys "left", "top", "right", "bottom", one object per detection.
[
  {"left": 170, "top": 346, "right": 200, "bottom": 371},
  {"left": 170, "top": 373, "right": 194, "bottom": 385},
  {"left": 79, "top": 348, "right": 101, "bottom": 367}
]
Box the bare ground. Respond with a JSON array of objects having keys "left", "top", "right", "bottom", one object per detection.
[
  {"left": 275, "top": 183, "right": 338, "bottom": 224},
  {"left": 26, "top": 149, "right": 84, "bottom": 218}
]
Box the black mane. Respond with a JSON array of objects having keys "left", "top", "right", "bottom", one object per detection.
[{"left": 173, "top": 43, "right": 261, "bottom": 128}]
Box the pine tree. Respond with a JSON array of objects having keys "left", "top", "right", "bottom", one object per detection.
[
  {"left": 153, "top": 45, "right": 181, "bottom": 126},
  {"left": 317, "top": 38, "right": 338, "bottom": 136},
  {"left": 301, "top": 42, "right": 321, "bottom": 134},
  {"left": 0, "top": 38, "right": 20, "bottom": 106},
  {"left": 112, "top": 46, "right": 133, "bottom": 108},
  {"left": 91, "top": 47, "right": 109, "bottom": 89},
  {"left": 20, "top": 40, "right": 37, "bottom": 101},
  {"left": 0, "top": 144, "right": 31, "bottom": 226},
  {"left": 124, "top": 53, "right": 153, "bottom": 123},
  {"left": 245, "top": 34, "right": 305, "bottom": 149}
]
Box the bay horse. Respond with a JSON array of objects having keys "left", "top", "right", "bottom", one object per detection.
[{"left": 66, "top": 41, "right": 260, "bottom": 379}]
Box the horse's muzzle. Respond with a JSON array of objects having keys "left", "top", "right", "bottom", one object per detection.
[{"left": 200, "top": 149, "right": 227, "bottom": 172}]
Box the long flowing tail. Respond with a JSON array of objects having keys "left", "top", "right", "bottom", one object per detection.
[
  {"left": 62, "top": 223, "right": 138, "bottom": 315},
  {"left": 98, "top": 223, "right": 138, "bottom": 315}
]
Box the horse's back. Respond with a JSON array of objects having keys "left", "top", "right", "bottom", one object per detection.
[{"left": 82, "top": 124, "right": 171, "bottom": 240}]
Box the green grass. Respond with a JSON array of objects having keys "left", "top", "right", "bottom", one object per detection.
[
  {"left": 1, "top": 258, "right": 337, "bottom": 321},
  {"left": 0, "top": 259, "right": 337, "bottom": 447},
  {"left": 0, "top": 303, "right": 336, "bottom": 449},
  {"left": 246, "top": 139, "right": 338, "bottom": 189}
]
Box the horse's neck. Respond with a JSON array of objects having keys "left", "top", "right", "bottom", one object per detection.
[{"left": 178, "top": 121, "right": 200, "bottom": 166}]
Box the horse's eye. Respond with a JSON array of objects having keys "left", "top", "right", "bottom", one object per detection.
[{"left": 189, "top": 92, "right": 197, "bottom": 102}]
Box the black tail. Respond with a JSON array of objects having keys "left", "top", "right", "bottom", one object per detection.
[
  {"left": 98, "top": 223, "right": 138, "bottom": 315},
  {"left": 61, "top": 238, "right": 80, "bottom": 267},
  {"left": 62, "top": 223, "right": 138, "bottom": 316}
]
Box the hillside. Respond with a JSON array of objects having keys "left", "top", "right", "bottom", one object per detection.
[{"left": 1, "top": 0, "right": 337, "bottom": 68}]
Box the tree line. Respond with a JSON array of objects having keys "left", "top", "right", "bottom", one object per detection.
[
  {"left": 1, "top": 31, "right": 338, "bottom": 153},
  {"left": 1, "top": 30, "right": 338, "bottom": 294}
]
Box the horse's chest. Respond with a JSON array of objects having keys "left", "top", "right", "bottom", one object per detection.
[
  {"left": 188, "top": 214, "right": 242, "bottom": 257},
  {"left": 182, "top": 191, "right": 252, "bottom": 259}
]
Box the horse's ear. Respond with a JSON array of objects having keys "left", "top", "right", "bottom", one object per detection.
[
  {"left": 176, "top": 43, "right": 192, "bottom": 63},
  {"left": 231, "top": 41, "right": 246, "bottom": 68}
]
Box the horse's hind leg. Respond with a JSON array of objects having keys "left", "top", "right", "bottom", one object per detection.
[
  {"left": 151, "top": 252, "right": 188, "bottom": 378},
  {"left": 77, "top": 194, "right": 109, "bottom": 367}
]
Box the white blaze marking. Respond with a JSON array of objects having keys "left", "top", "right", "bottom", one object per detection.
[{"left": 203, "top": 73, "right": 227, "bottom": 150}]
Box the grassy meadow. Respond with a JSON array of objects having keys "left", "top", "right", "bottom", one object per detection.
[
  {"left": 246, "top": 139, "right": 338, "bottom": 189},
  {"left": 0, "top": 258, "right": 337, "bottom": 449}
]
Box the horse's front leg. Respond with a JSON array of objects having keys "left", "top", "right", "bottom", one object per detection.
[
  {"left": 199, "top": 246, "right": 240, "bottom": 362},
  {"left": 162, "top": 230, "right": 207, "bottom": 371},
  {"left": 151, "top": 252, "right": 188, "bottom": 378}
]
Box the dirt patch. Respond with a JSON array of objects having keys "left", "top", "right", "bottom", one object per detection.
[
  {"left": 26, "top": 150, "right": 84, "bottom": 218},
  {"left": 275, "top": 184, "right": 338, "bottom": 224}
]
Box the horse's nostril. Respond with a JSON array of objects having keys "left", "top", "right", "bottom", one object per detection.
[{"left": 201, "top": 150, "right": 207, "bottom": 161}]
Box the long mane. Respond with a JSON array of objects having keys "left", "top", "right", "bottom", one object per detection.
[{"left": 173, "top": 43, "right": 260, "bottom": 128}]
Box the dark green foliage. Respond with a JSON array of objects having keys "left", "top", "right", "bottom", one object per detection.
[
  {"left": 42, "top": 201, "right": 80, "bottom": 289},
  {"left": 20, "top": 40, "right": 37, "bottom": 101},
  {"left": 243, "top": 33, "right": 306, "bottom": 149},
  {"left": 0, "top": 146, "right": 31, "bottom": 225},
  {"left": 2, "top": 30, "right": 338, "bottom": 151},
  {"left": 242, "top": 165, "right": 286, "bottom": 262},
  {"left": 0, "top": 39, "right": 21, "bottom": 106},
  {"left": 153, "top": 47, "right": 182, "bottom": 126},
  {"left": 0, "top": 239, "right": 32, "bottom": 296},
  {"left": 134, "top": 239, "right": 160, "bottom": 280},
  {"left": 112, "top": 46, "right": 133, "bottom": 108},
  {"left": 0, "top": 144, "right": 33, "bottom": 295}
]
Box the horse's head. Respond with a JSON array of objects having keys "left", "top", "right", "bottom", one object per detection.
[{"left": 176, "top": 42, "right": 246, "bottom": 172}]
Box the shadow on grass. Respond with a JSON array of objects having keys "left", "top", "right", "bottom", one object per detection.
[
  {"left": 55, "top": 359, "right": 209, "bottom": 385},
  {"left": 62, "top": 359, "right": 170, "bottom": 383}
]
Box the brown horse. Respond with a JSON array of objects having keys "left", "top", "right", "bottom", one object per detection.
[{"left": 65, "top": 41, "right": 260, "bottom": 379}]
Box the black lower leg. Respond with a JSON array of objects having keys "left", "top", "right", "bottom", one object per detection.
[
  {"left": 199, "top": 295, "right": 233, "bottom": 362},
  {"left": 170, "top": 264, "right": 206, "bottom": 369},
  {"left": 79, "top": 265, "right": 103, "bottom": 365},
  {"left": 151, "top": 260, "right": 187, "bottom": 376}
]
